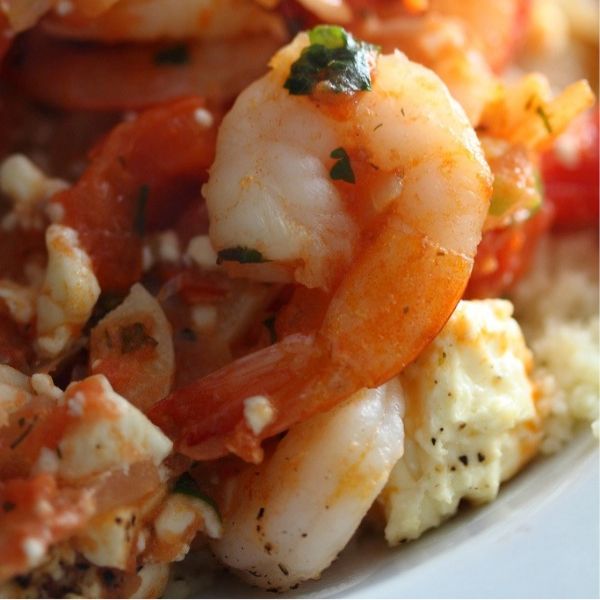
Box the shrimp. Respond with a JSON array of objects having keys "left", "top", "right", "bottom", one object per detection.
[
  {"left": 210, "top": 380, "right": 404, "bottom": 590},
  {"left": 7, "top": 32, "right": 282, "bottom": 111},
  {"left": 1, "top": 0, "right": 283, "bottom": 38},
  {"left": 148, "top": 28, "right": 492, "bottom": 462},
  {"left": 41, "top": 0, "right": 285, "bottom": 42},
  {"left": 0, "top": 0, "right": 111, "bottom": 37}
]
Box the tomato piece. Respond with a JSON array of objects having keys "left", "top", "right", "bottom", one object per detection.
[
  {"left": 465, "top": 203, "right": 553, "bottom": 299},
  {"left": 541, "top": 109, "right": 599, "bottom": 230},
  {"left": 52, "top": 97, "right": 219, "bottom": 292},
  {"left": 0, "top": 474, "right": 94, "bottom": 581},
  {"left": 0, "top": 12, "right": 14, "bottom": 63},
  {"left": 0, "top": 314, "right": 34, "bottom": 372}
]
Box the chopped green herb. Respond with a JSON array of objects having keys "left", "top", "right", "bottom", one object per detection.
[
  {"left": 284, "top": 25, "right": 379, "bottom": 95},
  {"left": 217, "top": 246, "right": 266, "bottom": 264},
  {"left": 173, "top": 473, "right": 221, "bottom": 518},
  {"left": 119, "top": 322, "right": 158, "bottom": 354},
  {"left": 536, "top": 106, "right": 552, "bottom": 133},
  {"left": 263, "top": 316, "right": 277, "bottom": 344},
  {"left": 489, "top": 167, "right": 543, "bottom": 219},
  {"left": 329, "top": 147, "right": 355, "bottom": 183},
  {"left": 9, "top": 416, "right": 37, "bottom": 450},
  {"left": 154, "top": 44, "right": 190, "bottom": 66},
  {"left": 133, "top": 184, "right": 149, "bottom": 237}
]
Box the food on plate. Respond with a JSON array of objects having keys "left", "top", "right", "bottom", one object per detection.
[{"left": 0, "top": 0, "right": 597, "bottom": 597}]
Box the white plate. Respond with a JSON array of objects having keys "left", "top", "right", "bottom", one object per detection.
[{"left": 172, "top": 433, "right": 599, "bottom": 599}]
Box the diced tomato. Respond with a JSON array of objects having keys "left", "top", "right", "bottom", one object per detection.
[
  {"left": 541, "top": 109, "right": 599, "bottom": 230},
  {"left": 465, "top": 203, "right": 553, "bottom": 299},
  {"left": 52, "top": 97, "right": 219, "bottom": 292},
  {"left": 0, "top": 474, "right": 94, "bottom": 581},
  {"left": 0, "top": 314, "right": 34, "bottom": 372},
  {"left": 0, "top": 12, "right": 13, "bottom": 63}
]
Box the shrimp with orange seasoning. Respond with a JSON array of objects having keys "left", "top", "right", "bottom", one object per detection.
[{"left": 149, "top": 26, "right": 493, "bottom": 462}]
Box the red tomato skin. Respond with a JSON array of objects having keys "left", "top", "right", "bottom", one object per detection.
[
  {"left": 541, "top": 110, "right": 599, "bottom": 231},
  {"left": 465, "top": 204, "right": 553, "bottom": 299}
]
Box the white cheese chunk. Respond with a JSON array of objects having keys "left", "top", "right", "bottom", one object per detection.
[
  {"left": 36, "top": 225, "right": 100, "bottom": 358},
  {"left": 75, "top": 506, "right": 138, "bottom": 570},
  {"left": 379, "top": 300, "right": 539, "bottom": 544},
  {"left": 56, "top": 375, "right": 173, "bottom": 482}
]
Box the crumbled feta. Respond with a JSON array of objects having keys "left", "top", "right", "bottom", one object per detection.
[
  {"left": 0, "top": 155, "right": 46, "bottom": 204},
  {"left": 0, "top": 366, "right": 33, "bottom": 426},
  {"left": 243, "top": 395, "right": 275, "bottom": 436},
  {"left": 67, "top": 391, "right": 86, "bottom": 417},
  {"left": 186, "top": 235, "right": 218, "bottom": 270},
  {"left": 57, "top": 375, "right": 172, "bottom": 482},
  {"left": 132, "top": 563, "right": 170, "bottom": 599},
  {"left": 379, "top": 300, "right": 538, "bottom": 544},
  {"left": 45, "top": 202, "right": 65, "bottom": 223},
  {"left": 22, "top": 538, "right": 46, "bottom": 567},
  {"left": 0, "top": 154, "right": 67, "bottom": 230},
  {"left": 36, "top": 225, "right": 100, "bottom": 358},
  {"left": 0, "top": 364, "right": 31, "bottom": 390},
  {"left": 154, "top": 496, "right": 197, "bottom": 542},
  {"left": 32, "top": 447, "right": 60, "bottom": 475},
  {"left": 75, "top": 506, "right": 138, "bottom": 570},
  {"left": 30, "top": 373, "right": 63, "bottom": 400},
  {"left": 0, "top": 280, "right": 36, "bottom": 324},
  {"left": 157, "top": 230, "right": 181, "bottom": 263},
  {"left": 191, "top": 304, "right": 218, "bottom": 332},
  {"left": 142, "top": 244, "right": 155, "bottom": 272},
  {"left": 193, "top": 108, "right": 214, "bottom": 129}
]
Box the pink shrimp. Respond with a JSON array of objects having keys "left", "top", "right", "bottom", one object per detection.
[{"left": 148, "top": 29, "right": 492, "bottom": 462}]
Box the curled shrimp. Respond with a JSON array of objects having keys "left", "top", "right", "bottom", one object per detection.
[
  {"left": 2, "top": 0, "right": 283, "bottom": 39},
  {"left": 42, "top": 0, "right": 285, "bottom": 42},
  {"left": 149, "top": 30, "right": 492, "bottom": 462},
  {"left": 210, "top": 381, "right": 404, "bottom": 590},
  {"left": 7, "top": 32, "right": 282, "bottom": 112}
]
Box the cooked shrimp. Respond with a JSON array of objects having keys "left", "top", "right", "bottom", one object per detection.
[
  {"left": 149, "top": 29, "right": 492, "bottom": 462},
  {"left": 0, "top": 0, "right": 116, "bottom": 37},
  {"left": 42, "top": 0, "right": 285, "bottom": 42},
  {"left": 211, "top": 380, "right": 404, "bottom": 590},
  {"left": 8, "top": 32, "right": 282, "bottom": 111}
]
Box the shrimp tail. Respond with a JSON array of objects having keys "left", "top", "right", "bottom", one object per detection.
[
  {"left": 149, "top": 334, "right": 354, "bottom": 463},
  {"left": 150, "top": 221, "right": 473, "bottom": 463}
]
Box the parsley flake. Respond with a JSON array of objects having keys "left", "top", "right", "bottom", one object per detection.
[
  {"left": 173, "top": 473, "right": 221, "bottom": 518},
  {"left": 284, "top": 25, "right": 379, "bottom": 95},
  {"left": 536, "top": 106, "right": 553, "bottom": 133},
  {"left": 217, "top": 246, "right": 266, "bottom": 264},
  {"left": 154, "top": 44, "right": 190, "bottom": 66},
  {"left": 329, "top": 147, "right": 355, "bottom": 183}
]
